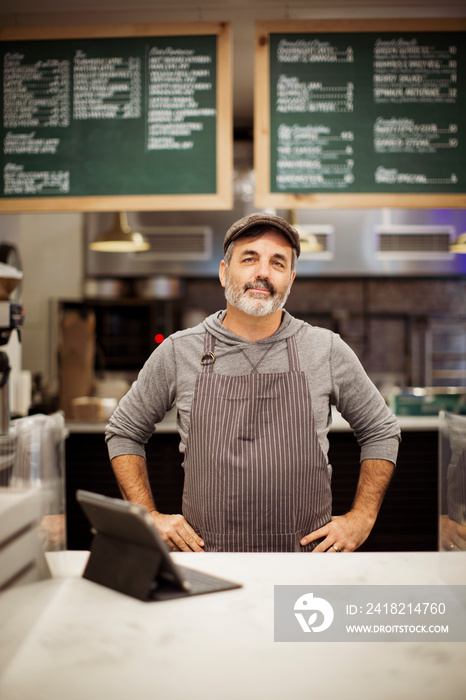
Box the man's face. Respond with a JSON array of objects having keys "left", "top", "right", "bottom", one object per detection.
[{"left": 219, "top": 230, "right": 296, "bottom": 317}]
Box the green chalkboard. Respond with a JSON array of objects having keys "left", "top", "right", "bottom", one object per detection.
[
  {"left": 256, "top": 19, "right": 466, "bottom": 208},
  {"left": 0, "top": 24, "right": 232, "bottom": 211}
]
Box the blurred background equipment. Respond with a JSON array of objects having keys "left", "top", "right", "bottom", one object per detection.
[
  {"left": 58, "top": 308, "right": 96, "bottom": 420},
  {"left": 0, "top": 411, "right": 68, "bottom": 592},
  {"left": 0, "top": 244, "right": 25, "bottom": 418}
]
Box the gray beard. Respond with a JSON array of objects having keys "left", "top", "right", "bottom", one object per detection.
[{"left": 224, "top": 277, "right": 291, "bottom": 317}]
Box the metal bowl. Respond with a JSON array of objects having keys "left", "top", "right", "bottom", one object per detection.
[
  {"left": 135, "top": 276, "right": 182, "bottom": 299},
  {"left": 83, "top": 278, "right": 127, "bottom": 299}
]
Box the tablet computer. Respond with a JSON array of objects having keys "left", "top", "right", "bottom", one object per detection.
[{"left": 76, "top": 490, "right": 242, "bottom": 601}]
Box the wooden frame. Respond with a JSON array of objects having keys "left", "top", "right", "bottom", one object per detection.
[
  {"left": 0, "top": 23, "right": 233, "bottom": 211},
  {"left": 255, "top": 19, "right": 466, "bottom": 209}
]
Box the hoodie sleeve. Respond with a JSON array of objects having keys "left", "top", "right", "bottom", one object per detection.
[
  {"left": 330, "top": 334, "right": 401, "bottom": 465},
  {"left": 105, "top": 338, "right": 177, "bottom": 461}
]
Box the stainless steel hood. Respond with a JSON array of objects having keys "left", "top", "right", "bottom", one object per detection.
[
  {"left": 85, "top": 204, "right": 466, "bottom": 279},
  {"left": 291, "top": 208, "right": 466, "bottom": 277},
  {"left": 84, "top": 142, "right": 466, "bottom": 279}
]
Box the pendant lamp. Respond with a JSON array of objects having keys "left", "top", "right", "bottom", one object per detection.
[
  {"left": 288, "top": 209, "right": 323, "bottom": 252},
  {"left": 89, "top": 212, "right": 150, "bottom": 252},
  {"left": 450, "top": 232, "right": 466, "bottom": 254}
]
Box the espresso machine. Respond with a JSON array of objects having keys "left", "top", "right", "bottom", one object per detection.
[
  {"left": 0, "top": 244, "right": 24, "bottom": 429},
  {"left": 0, "top": 248, "right": 62, "bottom": 586}
]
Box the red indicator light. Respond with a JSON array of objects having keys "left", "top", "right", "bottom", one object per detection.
[{"left": 155, "top": 333, "right": 164, "bottom": 344}]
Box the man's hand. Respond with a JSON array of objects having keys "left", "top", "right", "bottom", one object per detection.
[
  {"left": 440, "top": 515, "right": 466, "bottom": 551},
  {"left": 151, "top": 512, "right": 205, "bottom": 552},
  {"left": 302, "top": 458, "right": 394, "bottom": 552},
  {"left": 111, "top": 454, "right": 204, "bottom": 551},
  {"left": 301, "top": 510, "right": 375, "bottom": 552}
]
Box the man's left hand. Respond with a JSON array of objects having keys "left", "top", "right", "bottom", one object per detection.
[{"left": 301, "top": 510, "right": 374, "bottom": 552}]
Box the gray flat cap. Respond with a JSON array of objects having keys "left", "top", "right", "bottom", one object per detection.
[{"left": 223, "top": 213, "right": 301, "bottom": 257}]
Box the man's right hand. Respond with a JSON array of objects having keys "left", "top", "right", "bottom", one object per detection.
[{"left": 151, "top": 512, "right": 205, "bottom": 552}]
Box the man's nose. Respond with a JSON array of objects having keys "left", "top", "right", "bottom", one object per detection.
[{"left": 255, "top": 259, "right": 271, "bottom": 278}]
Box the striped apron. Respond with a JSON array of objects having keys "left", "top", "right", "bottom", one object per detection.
[{"left": 182, "top": 331, "right": 332, "bottom": 552}]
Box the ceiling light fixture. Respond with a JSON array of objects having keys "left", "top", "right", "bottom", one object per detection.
[
  {"left": 89, "top": 212, "right": 150, "bottom": 253},
  {"left": 288, "top": 209, "right": 323, "bottom": 252},
  {"left": 450, "top": 232, "right": 466, "bottom": 254}
]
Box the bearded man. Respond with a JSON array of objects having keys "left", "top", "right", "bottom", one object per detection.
[{"left": 106, "top": 213, "right": 400, "bottom": 553}]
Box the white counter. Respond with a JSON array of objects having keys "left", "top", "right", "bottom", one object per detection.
[
  {"left": 66, "top": 409, "right": 441, "bottom": 434},
  {"left": 329, "top": 410, "right": 440, "bottom": 432},
  {"left": 0, "top": 551, "right": 465, "bottom": 700}
]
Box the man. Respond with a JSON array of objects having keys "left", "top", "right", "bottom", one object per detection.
[{"left": 106, "top": 213, "right": 400, "bottom": 553}]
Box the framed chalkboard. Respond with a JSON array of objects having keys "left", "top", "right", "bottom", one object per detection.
[
  {"left": 255, "top": 19, "right": 466, "bottom": 208},
  {"left": 0, "top": 23, "right": 232, "bottom": 211}
]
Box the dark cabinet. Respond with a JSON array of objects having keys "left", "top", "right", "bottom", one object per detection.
[
  {"left": 65, "top": 431, "right": 185, "bottom": 550},
  {"left": 329, "top": 430, "right": 438, "bottom": 552},
  {"left": 65, "top": 429, "right": 438, "bottom": 552}
]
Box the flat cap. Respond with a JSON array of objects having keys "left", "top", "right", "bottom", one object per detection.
[{"left": 223, "top": 213, "right": 301, "bottom": 257}]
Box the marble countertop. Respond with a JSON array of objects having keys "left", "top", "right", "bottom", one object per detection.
[{"left": 0, "top": 551, "right": 465, "bottom": 700}]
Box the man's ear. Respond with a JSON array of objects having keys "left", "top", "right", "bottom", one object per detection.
[{"left": 219, "top": 260, "right": 226, "bottom": 288}]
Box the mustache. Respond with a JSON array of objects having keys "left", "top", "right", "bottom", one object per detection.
[{"left": 244, "top": 277, "right": 276, "bottom": 295}]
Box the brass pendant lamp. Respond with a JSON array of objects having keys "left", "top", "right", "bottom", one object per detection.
[
  {"left": 89, "top": 212, "right": 150, "bottom": 253},
  {"left": 450, "top": 232, "right": 466, "bottom": 254},
  {"left": 287, "top": 209, "right": 323, "bottom": 253}
]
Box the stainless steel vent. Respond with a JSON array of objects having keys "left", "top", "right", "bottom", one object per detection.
[
  {"left": 375, "top": 225, "right": 455, "bottom": 260},
  {"left": 131, "top": 226, "right": 213, "bottom": 261},
  {"left": 411, "top": 319, "right": 466, "bottom": 387},
  {"left": 298, "top": 225, "right": 334, "bottom": 260}
]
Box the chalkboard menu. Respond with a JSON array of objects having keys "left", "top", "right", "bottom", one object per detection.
[
  {"left": 0, "top": 23, "right": 232, "bottom": 211},
  {"left": 255, "top": 19, "right": 466, "bottom": 208}
]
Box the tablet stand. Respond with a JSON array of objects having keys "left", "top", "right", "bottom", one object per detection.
[{"left": 83, "top": 531, "right": 163, "bottom": 601}]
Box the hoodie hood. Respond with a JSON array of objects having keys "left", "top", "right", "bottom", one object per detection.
[{"left": 203, "top": 309, "right": 306, "bottom": 347}]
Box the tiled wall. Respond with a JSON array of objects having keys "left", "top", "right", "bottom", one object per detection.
[{"left": 185, "top": 276, "right": 466, "bottom": 391}]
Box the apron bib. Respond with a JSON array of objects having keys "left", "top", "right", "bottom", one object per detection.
[{"left": 182, "top": 331, "right": 331, "bottom": 551}]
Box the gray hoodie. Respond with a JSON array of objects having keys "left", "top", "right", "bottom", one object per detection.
[{"left": 106, "top": 310, "right": 400, "bottom": 467}]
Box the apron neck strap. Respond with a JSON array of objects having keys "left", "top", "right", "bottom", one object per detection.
[
  {"left": 200, "top": 331, "right": 216, "bottom": 371},
  {"left": 201, "top": 331, "right": 301, "bottom": 372},
  {"left": 286, "top": 334, "right": 300, "bottom": 372}
]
